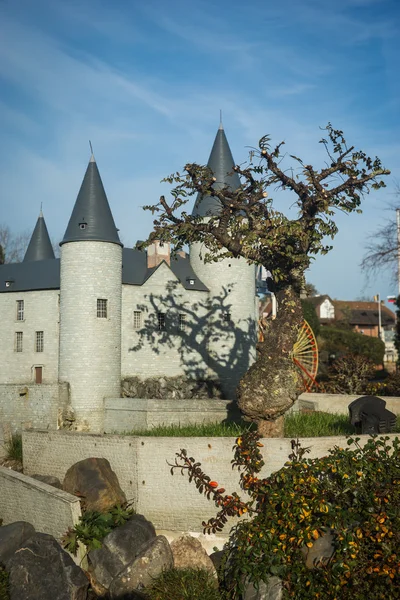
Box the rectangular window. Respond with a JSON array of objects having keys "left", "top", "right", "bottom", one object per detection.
[
  {"left": 223, "top": 311, "right": 232, "bottom": 323},
  {"left": 97, "top": 299, "right": 108, "bottom": 318},
  {"left": 15, "top": 332, "right": 23, "bottom": 352},
  {"left": 179, "top": 314, "right": 186, "bottom": 331},
  {"left": 157, "top": 312, "right": 166, "bottom": 331},
  {"left": 16, "top": 300, "right": 24, "bottom": 321},
  {"left": 35, "top": 331, "right": 44, "bottom": 352},
  {"left": 133, "top": 310, "right": 142, "bottom": 329}
]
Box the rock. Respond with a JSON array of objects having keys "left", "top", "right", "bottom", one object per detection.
[
  {"left": 170, "top": 535, "right": 217, "bottom": 577},
  {"left": 88, "top": 514, "right": 157, "bottom": 591},
  {"left": 243, "top": 576, "right": 283, "bottom": 600},
  {"left": 121, "top": 376, "right": 225, "bottom": 400},
  {"left": 7, "top": 532, "right": 88, "bottom": 600},
  {"left": 0, "top": 521, "right": 36, "bottom": 565},
  {"left": 302, "top": 531, "right": 336, "bottom": 569},
  {"left": 63, "top": 457, "right": 126, "bottom": 512},
  {"left": 108, "top": 535, "right": 173, "bottom": 599},
  {"left": 30, "top": 474, "right": 62, "bottom": 489},
  {"left": 209, "top": 549, "right": 226, "bottom": 574}
]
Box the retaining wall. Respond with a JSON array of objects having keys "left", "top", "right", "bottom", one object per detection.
[
  {"left": 104, "top": 397, "right": 240, "bottom": 433},
  {"left": 294, "top": 393, "right": 400, "bottom": 415},
  {"left": 0, "top": 466, "right": 81, "bottom": 540},
  {"left": 22, "top": 430, "right": 400, "bottom": 534}
]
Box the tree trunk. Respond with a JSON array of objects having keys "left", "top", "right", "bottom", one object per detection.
[{"left": 237, "top": 285, "right": 303, "bottom": 436}]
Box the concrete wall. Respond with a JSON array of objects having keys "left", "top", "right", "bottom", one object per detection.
[
  {"left": 104, "top": 397, "right": 241, "bottom": 433},
  {"left": 295, "top": 392, "right": 400, "bottom": 415},
  {"left": 0, "top": 289, "right": 60, "bottom": 384},
  {"left": 23, "top": 430, "right": 400, "bottom": 534},
  {"left": 0, "top": 383, "right": 70, "bottom": 441},
  {"left": 121, "top": 265, "right": 210, "bottom": 380},
  {"left": 0, "top": 466, "right": 81, "bottom": 540}
]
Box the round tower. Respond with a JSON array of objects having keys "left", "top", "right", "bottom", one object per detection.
[
  {"left": 190, "top": 124, "right": 257, "bottom": 399},
  {"left": 59, "top": 154, "right": 122, "bottom": 432}
]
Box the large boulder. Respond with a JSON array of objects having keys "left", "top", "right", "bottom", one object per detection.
[
  {"left": 63, "top": 457, "right": 126, "bottom": 512},
  {"left": 170, "top": 535, "right": 217, "bottom": 577},
  {"left": 108, "top": 535, "right": 173, "bottom": 599},
  {"left": 0, "top": 521, "right": 36, "bottom": 566},
  {"left": 6, "top": 532, "right": 88, "bottom": 600},
  {"left": 88, "top": 514, "right": 157, "bottom": 591},
  {"left": 243, "top": 576, "right": 283, "bottom": 600}
]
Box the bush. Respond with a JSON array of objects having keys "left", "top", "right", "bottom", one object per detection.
[
  {"left": 366, "top": 371, "right": 400, "bottom": 397},
  {"left": 146, "top": 567, "right": 221, "bottom": 600},
  {"left": 322, "top": 354, "right": 376, "bottom": 394},
  {"left": 301, "top": 299, "right": 320, "bottom": 337},
  {"left": 319, "top": 327, "right": 385, "bottom": 365},
  {"left": 4, "top": 433, "right": 22, "bottom": 462},
  {"left": 170, "top": 433, "right": 400, "bottom": 599},
  {"left": 0, "top": 566, "right": 9, "bottom": 600}
]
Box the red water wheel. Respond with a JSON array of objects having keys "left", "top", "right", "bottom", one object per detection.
[{"left": 291, "top": 320, "right": 319, "bottom": 392}]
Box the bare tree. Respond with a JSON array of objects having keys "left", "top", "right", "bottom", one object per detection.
[
  {"left": 361, "top": 184, "right": 400, "bottom": 284},
  {"left": 0, "top": 224, "right": 31, "bottom": 264},
  {"left": 143, "top": 124, "right": 389, "bottom": 436}
]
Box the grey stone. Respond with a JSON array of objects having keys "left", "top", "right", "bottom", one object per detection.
[
  {"left": 121, "top": 376, "right": 225, "bottom": 400},
  {"left": 88, "top": 514, "right": 157, "bottom": 591},
  {"left": 302, "top": 532, "right": 336, "bottom": 569},
  {"left": 170, "top": 535, "right": 217, "bottom": 577},
  {"left": 109, "top": 535, "right": 173, "bottom": 599},
  {"left": 0, "top": 521, "right": 36, "bottom": 566},
  {"left": 7, "top": 532, "right": 88, "bottom": 600},
  {"left": 244, "top": 576, "right": 283, "bottom": 600},
  {"left": 30, "top": 474, "right": 62, "bottom": 489},
  {"left": 63, "top": 457, "right": 127, "bottom": 512}
]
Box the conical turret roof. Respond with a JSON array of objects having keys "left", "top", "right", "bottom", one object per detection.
[
  {"left": 192, "top": 124, "right": 241, "bottom": 217},
  {"left": 23, "top": 210, "right": 55, "bottom": 262},
  {"left": 61, "top": 154, "right": 122, "bottom": 246}
]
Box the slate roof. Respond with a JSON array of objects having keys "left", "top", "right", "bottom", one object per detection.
[
  {"left": 23, "top": 211, "right": 55, "bottom": 262},
  {"left": 61, "top": 155, "right": 122, "bottom": 247},
  {"left": 192, "top": 124, "right": 241, "bottom": 217},
  {"left": 0, "top": 250, "right": 208, "bottom": 293},
  {"left": 333, "top": 300, "right": 395, "bottom": 327}
]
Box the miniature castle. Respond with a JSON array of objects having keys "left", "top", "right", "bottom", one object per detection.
[{"left": 0, "top": 125, "right": 258, "bottom": 432}]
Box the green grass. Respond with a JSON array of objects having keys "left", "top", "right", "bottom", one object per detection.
[
  {"left": 123, "top": 412, "right": 400, "bottom": 438},
  {"left": 4, "top": 433, "right": 22, "bottom": 462},
  {"left": 146, "top": 567, "right": 221, "bottom": 600}
]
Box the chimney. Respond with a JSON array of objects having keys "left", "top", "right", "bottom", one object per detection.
[{"left": 147, "top": 240, "right": 171, "bottom": 268}]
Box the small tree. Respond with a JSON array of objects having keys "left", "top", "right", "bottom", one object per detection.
[{"left": 144, "top": 124, "right": 389, "bottom": 436}]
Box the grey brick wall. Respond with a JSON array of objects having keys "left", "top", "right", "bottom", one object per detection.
[
  {"left": 0, "top": 467, "right": 81, "bottom": 541},
  {"left": 23, "top": 430, "right": 400, "bottom": 534}
]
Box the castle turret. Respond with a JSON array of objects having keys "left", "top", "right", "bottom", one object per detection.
[
  {"left": 58, "top": 154, "right": 122, "bottom": 431},
  {"left": 190, "top": 124, "right": 257, "bottom": 399},
  {"left": 23, "top": 210, "right": 55, "bottom": 262}
]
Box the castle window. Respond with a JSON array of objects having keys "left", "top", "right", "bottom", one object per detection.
[
  {"left": 79, "top": 222, "right": 87, "bottom": 230},
  {"left": 223, "top": 311, "right": 232, "bottom": 323},
  {"left": 157, "top": 312, "right": 166, "bottom": 330},
  {"left": 35, "top": 331, "right": 44, "bottom": 352},
  {"left": 133, "top": 311, "right": 142, "bottom": 329},
  {"left": 97, "top": 299, "right": 108, "bottom": 318},
  {"left": 179, "top": 314, "right": 186, "bottom": 332},
  {"left": 15, "top": 332, "right": 23, "bottom": 352},
  {"left": 16, "top": 300, "right": 24, "bottom": 321},
  {"left": 186, "top": 277, "right": 196, "bottom": 286}
]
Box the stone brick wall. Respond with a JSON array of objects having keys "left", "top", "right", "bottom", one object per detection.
[
  {"left": 121, "top": 263, "right": 210, "bottom": 379},
  {"left": 0, "top": 289, "right": 60, "bottom": 384},
  {"left": 0, "top": 466, "right": 81, "bottom": 541},
  {"left": 0, "top": 382, "right": 69, "bottom": 442},
  {"left": 59, "top": 242, "right": 122, "bottom": 432},
  {"left": 103, "top": 397, "right": 241, "bottom": 433},
  {"left": 23, "top": 430, "right": 400, "bottom": 534}
]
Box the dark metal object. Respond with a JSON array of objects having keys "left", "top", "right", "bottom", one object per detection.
[
  {"left": 23, "top": 212, "right": 55, "bottom": 262},
  {"left": 349, "top": 395, "right": 397, "bottom": 434}
]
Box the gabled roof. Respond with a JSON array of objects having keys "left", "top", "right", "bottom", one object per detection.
[
  {"left": 23, "top": 211, "right": 55, "bottom": 262},
  {"left": 306, "top": 295, "right": 333, "bottom": 308},
  {"left": 61, "top": 155, "right": 122, "bottom": 247},
  {"left": 192, "top": 124, "right": 241, "bottom": 217},
  {"left": 334, "top": 300, "right": 395, "bottom": 327},
  {"left": 0, "top": 250, "right": 208, "bottom": 293}
]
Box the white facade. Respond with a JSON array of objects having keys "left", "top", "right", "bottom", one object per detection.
[
  {"left": 320, "top": 298, "right": 335, "bottom": 319},
  {"left": 121, "top": 263, "right": 210, "bottom": 380},
  {"left": 190, "top": 241, "right": 257, "bottom": 398},
  {"left": 59, "top": 242, "right": 122, "bottom": 431},
  {"left": 0, "top": 290, "right": 59, "bottom": 384}
]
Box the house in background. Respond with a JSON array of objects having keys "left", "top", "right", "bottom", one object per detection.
[{"left": 308, "top": 295, "right": 397, "bottom": 363}]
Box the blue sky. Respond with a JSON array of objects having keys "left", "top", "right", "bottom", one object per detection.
[{"left": 0, "top": 0, "right": 399, "bottom": 303}]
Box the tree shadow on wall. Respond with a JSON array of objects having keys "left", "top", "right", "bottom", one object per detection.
[{"left": 128, "top": 280, "right": 256, "bottom": 405}]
